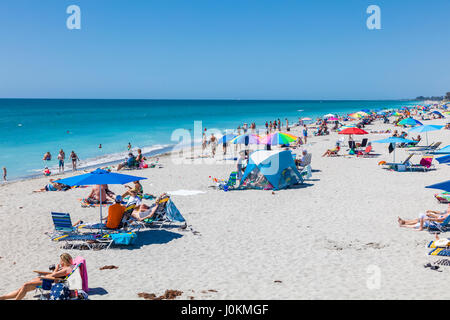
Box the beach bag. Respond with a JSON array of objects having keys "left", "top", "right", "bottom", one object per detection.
[
  {"left": 48, "top": 283, "right": 70, "bottom": 300},
  {"left": 110, "top": 232, "right": 137, "bottom": 245}
]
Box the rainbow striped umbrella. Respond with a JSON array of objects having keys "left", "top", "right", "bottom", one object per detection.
[
  {"left": 260, "top": 132, "right": 298, "bottom": 145},
  {"left": 349, "top": 113, "right": 362, "bottom": 119}
]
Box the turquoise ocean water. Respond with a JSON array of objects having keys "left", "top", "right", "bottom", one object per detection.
[{"left": 0, "top": 99, "right": 418, "bottom": 180}]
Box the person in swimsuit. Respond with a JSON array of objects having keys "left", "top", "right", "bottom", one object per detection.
[
  {"left": 70, "top": 151, "right": 80, "bottom": 171},
  {"left": 398, "top": 205, "right": 450, "bottom": 231},
  {"left": 135, "top": 149, "right": 146, "bottom": 167},
  {"left": 122, "top": 180, "right": 143, "bottom": 198},
  {"left": 85, "top": 185, "right": 108, "bottom": 204},
  {"left": 43, "top": 152, "right": 51, "bottom": 161},
  {"left": 33, "top": 179, "right": 63, "bottom": 192},
  {"left": 58, "top": 149, "right": 65, "bottom": 173},
  {"left": 130, "top": 194, "right": 167, "bottom": 222},
  {"left": 0, "top": 253, "right": 74, "bottom": 300},
  {"left": 209, "top": 134, "right": 217, "bottom": 157}
]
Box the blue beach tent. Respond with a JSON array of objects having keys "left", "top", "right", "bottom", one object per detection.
[{"left": 240, "top": 150, "right": 303, "bottom": 190}]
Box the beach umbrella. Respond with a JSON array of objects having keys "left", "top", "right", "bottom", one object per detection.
[
  {"left": 372, "top": 137, "right": 415, "bottom": 162},
  {"left": 338, "top": 127, "right": 368, "bottom": 135},
  {"left": 361, "top": 109, "right": 371, "bottom": 113},
  {"left": 408, "top": 125, "right": 444, "bottom": 145},
  {"left": 218, "top": 134, "right": 237, "bottom": 144},
  {"left": 55, "top": 168, "right": 147, "bottom": 233},
  {"left": 436, "top": 154, "right": 450, "bottom": 164},
  {"left": 230, "top": 134, "right": 261, "bottom": 145},
  {"left": 327, "top": 117, "right": 339, "bottom": 121},
  {"left": 357, "top": 111, "right": 369, "bottom": 117},
  {"left": 426, "top": 180, "right": 450, "bottom": 193},
  {"left": 431, "top": 111, "right": 444, "bottom": 117},
  {"left": 323, "top": 114, "right": 335, "bottom": 119},
  {"left": 398, "top": 118, "right": 423, "bottom": 126},
  {"left": 348, "top": 113, "right": 362, "bottom": 119},
  {"left": 301, "top": 117, "right": 312, "bottom": 121},
  {"left": 260, "top": 132, "right": 298, "bottom": 145}
]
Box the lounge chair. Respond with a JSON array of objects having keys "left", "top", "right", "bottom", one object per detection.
[
  {"left": 129, "top": 196, "right": 186, "bottom": 230},
  {"left": 428, "top": 215, "right": 450, "bottom": 233},
  {"left": 406, "top": 156, "right": 434, "bottom": 172},
  {"left": 37, "top": 258, "right": 89, "bottom": 300},
  {"left": 359, "top": 138, "right": 368, "bottom": 148},
  {"left": 409, "top": 142, "right": 441, "bottom": 152},
  {"left": 297, "top": 153, "right": 312, "bottom": 168},
  {"left": 357, "top": 145, "right": 375, "bottom": 157},
  {"left": 382, "top": 154, "right": 414, "bottom": 171}
]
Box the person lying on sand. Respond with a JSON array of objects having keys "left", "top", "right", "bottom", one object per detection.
[
  {"left": 130, "top": 193, "right": 168, "bottom": 222},
  {"left": 33, "top": 179, "right": 65, "bottom": 192},
  {"left": 398, "top": 205, "right": 450, "bottom": 231},
  {"left": 0, "top": 253, "right": 74, "bottom": 300}
]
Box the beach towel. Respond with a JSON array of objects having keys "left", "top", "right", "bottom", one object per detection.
[
  {"left": 167, "top": 190, "right": 206, "bottom": 196},
  {"left": 72, "top": 256, "right": 89, "bottom": 293},
  {"left": 435, "top": 192, "right": 450, "bottom": 203},
  {"left": 79, "top": 198, "right": 112, "bottom": 208}
]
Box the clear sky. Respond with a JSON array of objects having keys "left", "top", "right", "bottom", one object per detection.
[{"left": 0, "top": 0, "right": 449, "bottom": 100}]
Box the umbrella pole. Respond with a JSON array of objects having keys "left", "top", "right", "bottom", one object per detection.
[{"left": 99, "top": 184, "right": 103, "bottom": 234}]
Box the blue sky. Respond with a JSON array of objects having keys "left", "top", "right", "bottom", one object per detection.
[{"left": 0, "top": 0, "right": 449, "bottom": 99}]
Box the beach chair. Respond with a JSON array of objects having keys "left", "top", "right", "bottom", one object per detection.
[
  {"left": 406, "top": 156, "right": 434, "bottom": 172},
  {"left": 51, "top": 232, "right": 113, "bottom": 250},
  {"left": 409, "top": 142, "right": 440, "bottom": 152},
  {"left": 297, "top": 153, "right": 312, "bottom": 168},
  {"left": 130, "top": 196, "right": 186, "bottom": 230},
  {"left": 37, "top": 258, "right": 89, "bottom": 300},
  {"left": 382, "top": 154, "right": 414, "bottom": 171},
  {"left": 428, "top": 215, "right": 450, "bottom": 233},
  {"left": 359, "top": 138, "right": 368, "bottom": 148},
  {"left": 357, "top": 145, "right": 375, "bottom": 158},
  {"left": 226, "top": 171, "right": 238, "bottom": 188}
]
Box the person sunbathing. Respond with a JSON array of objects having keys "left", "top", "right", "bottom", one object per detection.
[
  {"left": 117, "top": 153, "right": 137, "bottom": 171},
  {"left": 122, "top": 180, "right": 143, "bottom": 198},
  {"left": 0, "top": 253, "right": 74, "bottom": 300},
  {"left": 130, "top": 194, "right": 167, "bottom": 222},
  {"left": 85, "top": 184, "right": 110, "bottom": 204},
  {"left": 322, "top": 145, "right": 340, "bottom": 157},
  {"left": 33, "top": 179, "right": 64, "bottom": 192},
  {"left": 398, "top": 206, "right": 450, "bottom": 231}
]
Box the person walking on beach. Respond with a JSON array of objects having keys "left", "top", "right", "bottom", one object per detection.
[
  {"left": 57, "top": 149, "right": 65, "bottom": 173},
  {"left": 202, "top": 132, "right": 207, "bottom": 155},
  {"left": 70, "top": 151, "right": 80, "bottom": 171},
  {"left": 2, "top": 167, "right": 6, "bottom": 181},
  {"left": 209, "top": 133, "right": 217, "bottom": 157},
  {"left": 285, "top": 118, "right": 289, "bottom": 131},
  {"left": 303, "top": 125, "right": 308, "bottom": 144}
]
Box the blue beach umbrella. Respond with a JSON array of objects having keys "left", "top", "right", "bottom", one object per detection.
[
  {"left": 426, "top": 180, "right": 450, "bottom": 193},
  {"left": 436, "top": 154, "right": 450, "bottom": 164},
  {"left": 218, "top": 134, "right": 237, "bottom": 144},
  {"left": 398, "top": 118, "right": 423, "bottom": 126},
  {"left": 55, "top": 168, "right": 147, "bottom": 232},
  {"left": 408, "top": 125, "right": 444, "bottom": 145},
  {"left": 373, "top": 137, "right": 415, "bottom": 162}
]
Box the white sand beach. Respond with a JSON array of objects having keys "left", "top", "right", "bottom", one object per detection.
[{"left": 0, "top": 114, "right": 449, "bottom": 300}]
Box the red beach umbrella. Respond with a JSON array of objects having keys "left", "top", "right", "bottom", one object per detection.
[{"left": 338, "top": 127, "right": 368, "bottom": 135}]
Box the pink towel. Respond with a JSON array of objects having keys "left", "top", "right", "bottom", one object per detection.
[
  {"left": 420, "top": 157, "right": 432, "bottom": 168},
  {"left": 73, "top": 256, "right": 89, "bottom": 293}
]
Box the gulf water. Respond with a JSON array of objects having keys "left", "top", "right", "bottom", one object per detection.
[{"left": 0, "top": 99, "right": 418, "bottom": 180}]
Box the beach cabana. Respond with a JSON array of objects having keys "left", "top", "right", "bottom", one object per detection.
[
  {"left": 55, "top": 168, "right": 147, "bottom": 233},
  {"left": 240, "top": 150, "right": 303, "bottom": 190}
]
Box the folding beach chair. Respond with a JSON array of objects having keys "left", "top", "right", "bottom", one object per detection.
[
  {"left": 409, "top": 142, "right": 439, "bottom": 152},
  {"left": 359, "top": 138, "right": 368, "bottom": 148},
  {"left": 428, "top": 215, "right": 450, "bottom": 233},
  {"left": 357, "top": 145, "right": 375, "bottom": 158},
  {"left": 406, "top": 156, "right": 434, "bottom": 172},
  {"left": 382, "top": 154, "right": 414, "bottom": 171},
  {"left": 297, "top": 153, "right": 312, "bottom": 169},
  {"left": 51, "top": 232, "right": 113, "bottom": 250},
  {"left": 130, "top": 196, "right": 186, "bottom": 230},
  {"left": 37, "top": 260, "right": 89, "bottom": 300}
]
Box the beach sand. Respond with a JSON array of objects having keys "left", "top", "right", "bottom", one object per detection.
[{"left": 0, "top": 115, "right": 449, "bottom": 300}]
